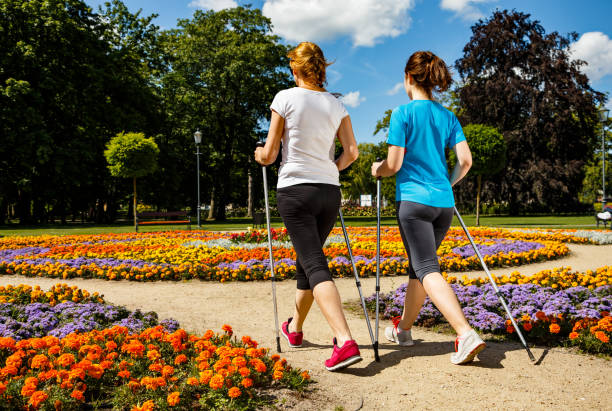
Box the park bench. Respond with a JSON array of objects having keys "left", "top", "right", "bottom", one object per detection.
[
  {"left": 136, "top": 211, "right": 191, "bottom": 230},
  {"left": 596, "top": 212, "right": 611, "bottom": 229},
  {"left": 253, "top": 212, "right": 265, "bottom": 228}
]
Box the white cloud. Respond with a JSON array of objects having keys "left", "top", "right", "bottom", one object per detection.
[
  {"left": 262, "top": 0, "right": 416, "bottom": 47},
  {"left": 189, "top": 0, "right": 238, "bottom": 11},
  {"left": 386, "top": 82, "right": 404, "bottom": 95},
  {"left": 340, "top": 91, "right": 366, "bottom": 108},
  {"left": 569, "top": 32, "right": 612, "bottom": 82},
  {"left": 440, "top": 0, "right": 495, "bottom": 21}
]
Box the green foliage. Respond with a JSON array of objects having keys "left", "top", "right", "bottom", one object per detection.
[
  {"left": 580, "top": 158, "right": 612, "bottom": 204},
  {"left": 160, "top": 7, "right": 292, "bottom": 220},
  {"left": 462, "top": 124, "right": 506, "bottom": 176},
  {"left": 0, "top": 0, "right": 164, "bottom": 224},
  {"left": 455, "top": 9, "right": 605, "bottom": 214},
  {"left": 341, "top": 143, "right": 395, "bottom": 203},
  {"left": 104, "top": 132, "right": 160, "bottom": 178}
]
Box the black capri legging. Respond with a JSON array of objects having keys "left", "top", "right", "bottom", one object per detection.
[
  {"left": 396, "top": 201, "right": 454, "bottom": 282},
  {"left": 277, "top": 183, "right": 340, "bottom": 290}
]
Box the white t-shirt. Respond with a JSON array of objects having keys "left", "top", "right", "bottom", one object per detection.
[{"left": 270, "top": 87, "right": 349, "bottom": 189}]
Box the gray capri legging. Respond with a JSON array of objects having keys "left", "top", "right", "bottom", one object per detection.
[{"left": 396, "top": 201, "right": 454, "bottom": 282}]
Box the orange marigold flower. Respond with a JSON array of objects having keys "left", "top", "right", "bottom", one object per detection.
[
  {"left": 273, "top": 370, "right": 283, "bottom": 380},
  {"left": 222, "top": 325, "right": 233, "bottom": 336},
  {"left": 56, "top": 354, "right": 75, "bottom": 367},
  {"left": 130, "top": 400, "right": 155, "bottom": 411},
  {"left": 88, "top": 364, "right": 104, "bottom": 379},
  {"left": 270, "top": 354, "right": 280, "bottom": 361},
  {"left": 239, "top": 367, "right": 250, "bottom": 377},
  {"left": 232, "top": 356, "right": 247, "bottom": 368},
  {"left": 535, "top": 311, "right": 547, "bottom": 321},
  {"left": 0, "top": 337, "right": 16, "bottom": 350},
  {"left": 199, "top": 370, "right": 213, "bottom": 384},
  {"left": 0, "top": 382, "right": 6, "bottom": 395},
  {"left": 174, "top": 354, "right": 188, "bottom": 365},
  {"left": 48, "top": 345, "right": 61, "bottom": 355},
  {"left": 301, "top": 371, "right": 310, "bottom": 380},
  {"left": 549, "top": 324, "right": 561, "bottom": 334},
  {"left": 128, "top": 381, "right": 141, "bottom": 392},
  {"left": 162, "top": 365, "right": 174, "bottom": 378},
  {"left": 167, "top": 391, "right": 180, "bottom": 406},
  {"left": 241, "top": 377, "right": 253, "bottom": 388},
  {"left": 118, "top": 370, "right": 131, "bottom": 379},
  {"left": 187, "top": 377, "right": 199, "bottom": 386},
  {"left": 203, "top": 330, "right": 215, "bottom": 340},
  {"left": 71, "top": 390, "right": 85, "bottom": 401},
  {"left": 595, "top": 331, "right": 610, "bottom": 343},
  {"left": 569, "top": 332, "right": 579, "bottom": 340},
  {"left": 506, "top": 325, "right": 515, "bottom": 334},
  {"left": 228, "top": 387, "right": 241, "bottom": 398},
  {"left": 29, "top": 391, "right": 48, "bottom": 408},
  {"left": 147, "top": 350, "right": 161, "bottom": 362},
  {"left": 523, "top": 322, "right": 532, "bottom": 332},
  {"left": 31, "top": 354, "right": 49, "bottom": 369},
  {"left": 149, "top": 363, "right": 163, "bottom": 373},
  {"left": 209, "top": 374, "right": 224, "bottom": 390}
]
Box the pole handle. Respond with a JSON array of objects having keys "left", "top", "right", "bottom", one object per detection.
[
  {"left": 376, "top": 158, "right": 382, "bottom": 180},
  {"left": 256, "top": 141, "right": 265, "bottom": 148}
]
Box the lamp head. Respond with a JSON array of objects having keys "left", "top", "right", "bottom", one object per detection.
[
  {"left": 598, "top": 108, "right": 610, "bottom": 123},
  {"left": 194, "top": 129, "right": 202, "bottom": 144}
]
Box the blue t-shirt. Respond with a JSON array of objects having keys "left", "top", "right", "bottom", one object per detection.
[{"left": 386, "top": 100, "right": 466, "bottom": 207}]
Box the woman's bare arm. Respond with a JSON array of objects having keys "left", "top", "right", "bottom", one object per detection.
[
  {"left": 254, "top": 110, "right": 284, "bottom": 166},
  {"left": 335, "top": 116, "right": 359, "bottom": 171}
]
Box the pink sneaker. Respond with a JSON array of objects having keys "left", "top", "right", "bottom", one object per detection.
[
  {"left": 281, "top": 318, "right": 303, "bottom": 348},
  {"left": 324, "top": 338, "right": 362, "bottom": 371}
]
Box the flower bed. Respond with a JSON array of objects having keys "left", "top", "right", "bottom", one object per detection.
[
  {"left": 366, "top": 266, "right": 612, "bottom": 355},
  {"left": 0, "top": 226, "right": 590, "bottom": 283},
  {"left": 0, "top": 325, "right": 310, "bottom": 410},
  {"left": 0, "top": 284, "right": 179, "bottom": 340}
]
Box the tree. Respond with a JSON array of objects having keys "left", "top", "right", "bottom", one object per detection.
[
  {"left": 160, "top": 7, "right": 292, "bottom": 221},
  {"left": 342, "top": 143, "right": 395, "bottom": 204},
  {"left": 455, "top": 10, "right": 605, "bottom": 214},
  {"left": 105, "top": 133, "right": 159, "bottom": 231},
  {"left": 461, "top": 125, "right": 506, "bottom": 225},
  {"left": 0, "top": 0, "right": 164, "bottom": 225}
]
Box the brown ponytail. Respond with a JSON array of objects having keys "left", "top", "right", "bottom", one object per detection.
[
  {"left": 404, "top": 51, "right": 452, "bottom": 98},
  {"left": 287, "top": 42, "right": 331, "bottom": 88}
]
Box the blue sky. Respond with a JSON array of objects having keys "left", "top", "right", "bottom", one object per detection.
[{"left": 88, "top": 0, "right": 612, "bottom": 143}]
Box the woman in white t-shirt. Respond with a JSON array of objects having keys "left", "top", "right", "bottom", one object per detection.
[{"left": 255, "top": 42, "right": 362, "bottom": 371}]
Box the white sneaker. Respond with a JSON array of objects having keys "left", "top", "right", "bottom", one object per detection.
[
  {"left": 450, "top": 329, "right": 486, "bottom": 365},
  {"left": 384, "top": 317, "right": 414, "bottom": 346}
]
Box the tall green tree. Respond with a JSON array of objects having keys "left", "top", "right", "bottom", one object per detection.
[
  {"left": 160, "top": 7, "right": 292, "bottom": 220},
  {"left": 105, "top": 132, "right": 159, "bottom": 231},
  {"left": 455, "top": 10, "right": 605, "bottom": 214},
  {"left": 461, "top": 124, "right": 506, "bottom": 225},
  {"left": 0, "top": 0, "right": 164, "bottom": 224}
]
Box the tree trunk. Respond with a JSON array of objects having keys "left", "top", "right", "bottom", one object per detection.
[
  {"left": 207, "top": 186, "right": 215, "bottom": 220},
  {"left": 133, "top": 177, "right": 138, "bottom": 232},
  {"left": 247, "top": 169, "right": 253, "bottom": 218},
  {"left": 476, "top": 174, "right": 482, "bottom": 226}
]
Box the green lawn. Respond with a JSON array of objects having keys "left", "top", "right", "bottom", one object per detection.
[{"left": 0, "top": 214, "right": 605, "bottom": 237}]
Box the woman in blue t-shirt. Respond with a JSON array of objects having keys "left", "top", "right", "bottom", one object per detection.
[{"left": 371, "top": 51, "right": 485, "bottom": 365}]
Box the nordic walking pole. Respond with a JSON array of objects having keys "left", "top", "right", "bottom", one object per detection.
[
  {"left": 256, "top": 141, "right": 281, "bottom": 353},
  {"left": 374, "top": 165, "right": 382, "bottom": 362},
  {"left": 338, "top": 208, "right": 378, "bottom": 360},
  {"left": 453, "top": 207, "right": 536, "bottom": 362}
]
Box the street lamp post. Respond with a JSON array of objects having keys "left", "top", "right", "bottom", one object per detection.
[
  {"left": 194, "top": 129, "right": 202, "bottom": 227},
  {"left": 599, "top": 108, "right": 610, "bottom": 211}
]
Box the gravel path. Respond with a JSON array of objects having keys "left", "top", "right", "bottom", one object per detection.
[{"left": 2, "top": 243, "right": 612, "bottom": 410}]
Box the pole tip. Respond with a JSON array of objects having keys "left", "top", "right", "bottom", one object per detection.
[{"left": 276, "top": 337, "right": 282, "bottom": 353}]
